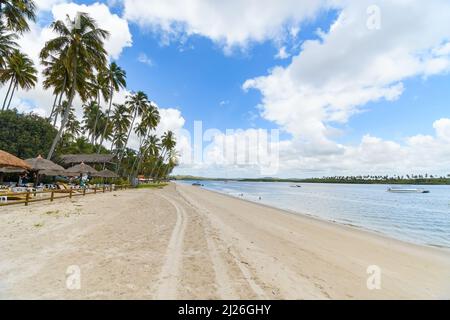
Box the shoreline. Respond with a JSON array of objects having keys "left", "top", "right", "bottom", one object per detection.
[
  {"left": 1, "top": 183, "right": 449, "bottom": 299},
  {"left": 189, "top": 183, "right": 450, "bottom": 252}
]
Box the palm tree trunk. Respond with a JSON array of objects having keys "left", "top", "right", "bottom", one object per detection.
[
  {"left": 97, "top": 87, "right": 114, "bottom": 153},
  {"left": 2, "top": 78, "right": 14, "bottom": 111},
  {"left": 49, "top": 77, "right": 66, "bottom": 122},
  {"left": 47, "top": 55, "right": 77, "bottom": 160},
  {"left": 116, "top": 110, "right": 137, "bottom": 174},
  {"left": 6, "top": 81, "right": 17, "bottom": 110},
  {"left": 53, "top": 91, "right": 64, "bottom": 127},
  {"left": 48, "top": 93, "right": 59, "bottom": 120}
]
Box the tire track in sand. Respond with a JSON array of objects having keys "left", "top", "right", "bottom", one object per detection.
[
  {"left": 175, "top": 186, "right": 267, "bottom": 299},
  {"left": 154, "top": 194, "right": 188, "bottom": 299}
]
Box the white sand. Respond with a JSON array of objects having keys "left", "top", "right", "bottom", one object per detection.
[{"left": 0, "top": 183, "right": 449, "bottom": 299}]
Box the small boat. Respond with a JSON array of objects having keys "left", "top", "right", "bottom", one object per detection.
[
  {"left": 192, "top": 182, "right": 204, "bottom": 187},
  {"left": 387, "top": 187, "right": 430, "bottom": 194},
  {"left": 290, "top": 185, "right": 302, "bottom": 188}
]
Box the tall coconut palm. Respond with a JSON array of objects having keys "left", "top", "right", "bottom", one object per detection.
[
  {"left": 116, "top": 91, "right": 150, "bottom": 173},
  {"left": 0, "top": 26, "right": 17, "bottom": 69},
  {"left": 64, "top": 106, "right": 81, "bottom": 140},
  {"left": 131, "top": 103, "right": 160, "bottom": 176},
  {"left": 87, "top": 72, "right": 110, "bottom": 144},
  {"left": 150, "top": 130, "right": 176, "bottom": 180},
  {"left": 110, "top": 103, "right": 131, "bottom": 152},
  {"left": 41, "top": 55, "right": 69, "bottom": 123},
  {"left": 1, "top": 49, "right": 37, "bottom": 110},
  {"left": 134, "top": 134, "right": 160, "bottom": 178},
  {"left": 0, "top": 0, "right": 36, "bottom": 33},
  {"left": 97, "top": 62, "right": 126, "bottom": 150},
  {"left": 41, "top": 13, "right": 109, "bottom": 159},
  {"left": 82, "top": 101, "right": 103, "bottom": 143}
]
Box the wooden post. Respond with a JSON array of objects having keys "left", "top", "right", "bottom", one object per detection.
[
  {"left": 50, "top": 191, "right": 54, "bottom": 202},
  {"left": 83, "top": 188, "right": 86, "bottom": 196},
  {"left": 94, "top": 187, "right": 97, "bottom": 194},
  {"left": 103, "top": 186, "right": 106, "bottom": 193},
  {"left": 25, "top": 191, "right": 30, "bottom": 206},
  {"left": 69, "top": 188, "right": 73, "bottom": 199}
]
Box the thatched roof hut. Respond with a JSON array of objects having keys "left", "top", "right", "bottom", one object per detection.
[
  {"left": 0, "top": 150, "right": 31, "bottom": 169},
  {"left": 25, "top": 155, "right": 65, "bottom": 172},
  {"left": 60, "top": 154, "right": 115, "bottom": 165},
  {"left": 65, "top": 162, "right": 98, "bottom": 176},
  {"left": 95, "top": 169, "right": 119, "bottom": 178}
]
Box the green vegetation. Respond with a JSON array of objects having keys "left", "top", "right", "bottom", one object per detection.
[
  {"left": 136, "top": 183, "right": 168, "bottom": 189},
  {"left": 0, "top": 109, "right": 57, "bottom": 159},
  {"left": 0, "top": 3, "right": 178, "bottom": 182}
]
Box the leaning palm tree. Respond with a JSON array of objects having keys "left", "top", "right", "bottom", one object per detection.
[
  {"left": 97, "top": 62, "right": 126, "bottom": 150},
  {"left": 41, "top": 13, "right": 109, "bottom": 159},
  {"left": 87, "top": 72, "right": 110, "bottom": 145},
  {"left": 0, "top": 26, "right": 17, "bottom": 69},
  {"left": 1, "top": 49, "right": 37, "bottom": 110},
  {"left": 0, "top": 0, "right": 36, "bottom": 33}
]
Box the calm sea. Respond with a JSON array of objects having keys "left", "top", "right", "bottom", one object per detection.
[{"left": 177, "top": 181, "right": 450, "bottom": 248}]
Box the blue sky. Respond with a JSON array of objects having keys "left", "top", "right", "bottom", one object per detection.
[{"left": 7, "top": 0, "right": 450, "bottom": 177}]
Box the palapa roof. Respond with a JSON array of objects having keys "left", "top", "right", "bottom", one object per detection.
[
  {"left": 65, "top": 162, "right": 98, "bottom": 176},
  {"left": 60, "top": 154, "right": 115, "bottom": 165},
  {"left": 95, "top": 169, "right": 119, "bottom": 178},
  {"left": 25, "top": 155, "right": 65, "bottom": 172},
  {"left": 39, "top": 169, "right": 67, "bottom": 176},
  {"left": 0, "top": 150, "right": 31, "bottom": 169},
  {"left": 0, "top": 167, "right": 27, "bottom": 173}
]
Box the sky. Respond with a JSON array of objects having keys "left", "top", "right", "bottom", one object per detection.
[{"left": 3, "top": 0, "right": 450, "bottom": 178}]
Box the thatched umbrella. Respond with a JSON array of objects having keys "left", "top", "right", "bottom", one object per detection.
[
  {"left": 25, "top": 155, "right": 65, "bottom": 172},
  {"left": 0, "top": 150, "right": 31, "bottom": 169},
  {"left": 95, "top": 169, "right": 119, "bottom": 178},
  {"left": 65, "top": 162, "right": 98, "bottom": 176},
  {"left": 0, "top": 150, "right": 30, "bottom": 185}
]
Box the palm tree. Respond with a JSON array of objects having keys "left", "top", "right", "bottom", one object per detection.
[
  {"left": 1, "top": 49, "right": 37, "bottom": 110},
  {"left": 116, "top": 91, "right": 150, "bottom": 173},
  {"left": 150, "top": 130, "right": 176, "bottom": 180},
  {"left": 41, "top": 55, "right": 69, "bottom": 124},
  {"left": 87, "top": 72, "right": 110, "bottom": 144},
  {"left": 41, "top": 13, "right": 109, "bottom": 159},
  {"left": 110, "top": 103, "right": 131, "bottom": 152},
  {"left": 64, "top": 106, "right": 81, "bottom": 140},
  {"left": 0, "top": 0, "right": 36, "bottom": 33},
  {"left": 131, "top": 103, "right": 160, "bottom": 176},
  {"left": 134, "top": 134, "right": 160, "bottom": 178},
  {"left": 82, "top": 101, "right": 103, "bottom": 143},
  {"left": 97, "top": 62, "right": 126, "bottom": 150},
  {"left": 0, "top": 26, "right": 17, "bottom": 69}
]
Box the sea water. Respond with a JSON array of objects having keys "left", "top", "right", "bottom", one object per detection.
[{"left": 178, "top": 181, "right": 450, "bottom": 248}]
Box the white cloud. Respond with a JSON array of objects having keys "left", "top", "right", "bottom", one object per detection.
[
  {"left": 123, "top": 0, "right": 327, "bottom": 52},
  {"left": 243, "top": 0, "right": 450, "bottom": 155},
  {"left": 275, "top": 46, "right": 290, "bottom": 60},
  {"left": 137, "top": 52, "right": 153, "bottom": 66}
]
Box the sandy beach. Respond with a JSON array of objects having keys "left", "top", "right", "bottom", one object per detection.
[{"left": 0, "top": 183, "right": 449, "bottom": 300}]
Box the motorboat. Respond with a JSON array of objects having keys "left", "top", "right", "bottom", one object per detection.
[
  {"left": 192, "top": 182, "right": 204, "bottom": 187},
  {"left": 290, "top": 185, "right": 302, "bottom": 188},
  {"left": 387, "top": 187, "right": 430, "bottom": 194}
]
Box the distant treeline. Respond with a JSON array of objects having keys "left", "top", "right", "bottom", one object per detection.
[{"left": 172, "top": 175, "right": 450, "bottom": 185}]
